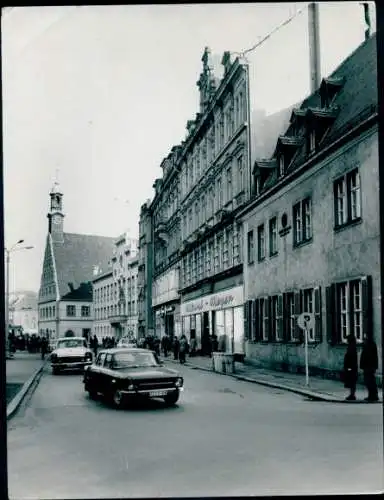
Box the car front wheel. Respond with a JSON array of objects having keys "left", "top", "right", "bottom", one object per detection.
[
  {"left": 112, "top": 389, "right": 124, "bottom": 408},
  {"left": 163, "top": 390, "right": 179, "bottom": 406}
]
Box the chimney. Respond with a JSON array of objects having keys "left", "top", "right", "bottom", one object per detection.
[
  {"left": 361, "top": 3, "right": 372, "bottom": 40},
  {"left": 308, "top": 3, "right": 321, "bottom": 93}
]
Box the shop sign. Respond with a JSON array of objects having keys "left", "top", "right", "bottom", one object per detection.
[{"left": 180, "top": 286, "right": 243, "bottom": 315}]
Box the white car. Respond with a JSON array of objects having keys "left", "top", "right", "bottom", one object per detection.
[
  {"left": 50, "top": 337, "right": 93, "bottom": 375},
  {"left": 117, "top": 338, "right": 137, "bottom": 349}
]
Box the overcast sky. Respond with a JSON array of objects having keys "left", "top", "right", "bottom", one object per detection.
[{"left": 2, "top": 2, "right": 374, "bottom": 293}]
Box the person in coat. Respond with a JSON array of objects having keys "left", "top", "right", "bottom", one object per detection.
[
  {"left": 161, "top": 335, "right": 169, "bottom": 357},
  {"left": 343, "top": 334, "right": 358, "bottom": 401},
  {"left": 360, "top": 336, "right": 379, "bottom": 402},
  {"left": 179, "top": 335, "right": 189, "bottom": 364},
  {"left": 173, "top": 336, "right": 180, "bottom": 361}
]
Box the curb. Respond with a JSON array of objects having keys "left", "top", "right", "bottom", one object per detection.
[
  {"left": 166, "top": 359, "right": 378, "bottom": 404},
  {"left": 7, "top": 361, "right": 47, "bottom": 420}
]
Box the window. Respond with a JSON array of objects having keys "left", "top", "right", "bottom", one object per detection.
[
  {"left": 247, "top": 230, "right": 254, "bottom": 264},
  {"left": 334, "top": 169, "right": 361, "bottom": 228},
  {"left": 257, "top": 224, "right": 265, "bottom": 261},
  {"left": 237, "top": 155, "right": 244, "bottom": 193},
  {"left": 285, "top": 293, "right": 296, "bottom": 342},
  {"left": 293, "top": 198, "right": 312, "bottom": 245},
  {"left": 335, "top": 280, "right": 363, "bottom": 343},
  {"left": 217, "top": 176, "right": 223, "bottom": 209},
  {"left": 308, "top": 129, "right": 316, "bottom": 153},
  {"left": 66, "top": 305, "right": 75, "bottom": 317},
  {"left": 201, "top": 196, "right": 206, "bottom": 223},
  {"left": 302, "top": 288, "right": 315, "bottom": 341},
  {"left": 269, "top": 217, "right": 278, "bottom": 256},
  {"left": 270, "top": 296, "right": 278, "bottom": 340},
  {"left": 279, "top": 154, "right": 285, "bottom": 176},
  {"left": 81, "top": 306, "right": 90, "bottom": 317},
  {"left": 260, "top": 297, "right": 269, "bottom": 342},
  {"left": 226, "top": 166, "right": 232, "bottom": 203}
]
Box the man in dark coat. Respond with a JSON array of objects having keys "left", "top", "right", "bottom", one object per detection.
[
  {"left": 173, "top": 336, "right": 180, "bottom": 360},
  {"left": 343, "top": 334, "right": 358, "bottom": 401},
  {"left": 360, "top": 336, "right": 379, "bottom": 402}
]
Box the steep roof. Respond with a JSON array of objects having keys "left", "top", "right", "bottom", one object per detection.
[
  {"left": 52, "top": 232, "right": 115, "bottom": 299},
  {"left": 287, "top": 33, "right": 377, "bottom": 171}
]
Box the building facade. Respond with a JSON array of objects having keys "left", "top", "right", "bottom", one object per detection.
[
  {"left": 238, "top": 34, "right": 381, "bottom": 380},
  {"left": 92, "top": 270, "right": 114, "bottom": 340},
  {"left": 38, "top": 182, "right": 116, "bottom": 343},
  {"left": 10, "top": 291, "right": 38, "bottom": 334},
  {"left": 137, "top": 200, "right": 155, "bottom": 338},
  {"left": 151, "top": 148, "right": 182, "bottom": 340},
  {"left": 92, "top": 234, "right": 139, "bottom": 341},
  {"left": 176, "top": 48, "right": 251, "bottom": 355}
]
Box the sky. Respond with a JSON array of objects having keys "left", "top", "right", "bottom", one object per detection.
[{"left": 2, "top": 2, "right": 375, "bottom": 294}]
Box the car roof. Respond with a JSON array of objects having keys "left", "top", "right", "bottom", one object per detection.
[{"left": 97, "top": 347, "right": 152, "bottom": 355}]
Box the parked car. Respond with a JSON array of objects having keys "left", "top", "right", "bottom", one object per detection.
[
  {"left": 83, "top": 348, "right": 184, "bottom": 408},
  {"left": 51, "top": 337, "right": 93, "bottom": 375},
  {"left": 117, "top": 337, "right": 137, "bottom": 348}
]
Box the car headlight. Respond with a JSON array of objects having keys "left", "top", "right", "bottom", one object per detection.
[
  {"left": 128, "top": 384, "right": 135, "bottom": 391},
  {"left": 175, "top": 377, "right": 183, "bottom": 388},
  {"left": 85, "top": 352, "right": 92, "bottom": 361}
]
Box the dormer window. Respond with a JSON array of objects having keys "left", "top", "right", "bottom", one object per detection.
[
  {"left": 319, "top": 77, "right": 344, "bottom": 108},
  {"left": 279, "top": 154, "right": 285, "bottom": 177},
  {"left": 309, "top": 129, "right": 317, "bottom": 153}
]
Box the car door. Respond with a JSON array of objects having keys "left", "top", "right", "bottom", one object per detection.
[
  {"left": 92, "top": 352, "right": 106, "bottom": 394},
  {"left": 101, "top": 353, "right": 115, "bottom": 397}
]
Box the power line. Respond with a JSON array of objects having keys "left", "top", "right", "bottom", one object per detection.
[{"left": 232, "top": 3, "right": 309, "bottom": 60}]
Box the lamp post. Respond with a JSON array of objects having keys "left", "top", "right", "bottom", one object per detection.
[{"left": 5, "top": 240, "right": 34, "bottom": 359}]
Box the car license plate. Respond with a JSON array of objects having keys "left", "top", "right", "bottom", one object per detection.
[{"left": 149, "top": 390, "right": 168, "bottom": 397}]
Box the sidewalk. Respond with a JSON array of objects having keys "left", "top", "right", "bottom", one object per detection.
[
  {"left": 164, "top": 355, "right": 381, "bottom": 403},
  {"left": 6, "top": 351, "right": 47, "bottom": 417}
]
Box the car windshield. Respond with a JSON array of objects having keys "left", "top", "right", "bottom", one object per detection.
[
  {"left": 57, "top": 339, "right": 84, "bottom": 349},
  {"left": 112, "top": 351, "right": 158, "bottom": 369}
]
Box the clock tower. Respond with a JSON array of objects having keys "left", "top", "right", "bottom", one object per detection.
[{"left": 47, "top": 181, "right": 65, "bottom": 242}]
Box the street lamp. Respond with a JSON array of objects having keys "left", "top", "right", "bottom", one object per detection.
[{"left": 5, "top": 240, "right": 34, "bottom": 359}]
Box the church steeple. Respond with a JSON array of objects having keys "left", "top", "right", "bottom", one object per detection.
[{"left": 47, "top": 181, "right": 65, "bottom": 242}]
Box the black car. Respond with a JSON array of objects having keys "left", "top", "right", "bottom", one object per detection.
[{"left": 83, "top": 348, "right": 184, "bottom": 408}]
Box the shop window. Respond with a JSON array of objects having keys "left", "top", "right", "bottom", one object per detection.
[{"left": 334, "top": 169, "right": 361, "bottom": 229}]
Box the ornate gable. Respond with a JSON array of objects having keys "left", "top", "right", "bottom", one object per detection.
[{"left": 38, "top": 235, "right": 58, "bottom": 303}]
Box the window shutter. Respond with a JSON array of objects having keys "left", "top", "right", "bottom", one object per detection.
[
  {"left": 293, "top": 291, "right": 302, "bottom": 342},
  {"left": 333, "top": 180, "right": 338, "bottom": 228},
  {"left": 254, "top": 299, "right": 260, "bottom": 341},
  {"left": 326, "top": 284, "right": 337, "bottom": 345},
  {"left": 282, "top": 293, "right": 289, "bottom": 342},
  {"left": 265, "top": 296, "right": 271, "bottom": 342},
  {"left": 361, "top": 275, "right": 373, "bottom": 341},
  {"left": 314, "top": 286, "right": 322, "bottom": 342},
  {"left": 244, "top": 301, "right": 250, "bottom": 340},
  {"left": 277, "top": 294, "right": 284, "bottom": 342}
]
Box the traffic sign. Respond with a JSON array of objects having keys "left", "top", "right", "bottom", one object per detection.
[{"left": 297, "top": 312, "right": 315, "bottom": 331}]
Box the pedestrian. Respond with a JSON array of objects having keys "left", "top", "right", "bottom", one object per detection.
[
  {"left": 173, "top": 336, "right": 180, "bottom": 360},
  {"left": 154, "top": 337, "right": 161, "bottom": 356},
  {"left": 41, "top": 335, "right": 49, "bottom": 360},
  {"left": 360, "top": 335, "right": 379, "bottom": 402},
  {"left": 189, "top": 330, "right": 197, "bottom": 357},
  {"left": 161, "top": 335, "right": 169, "bottom": 357},
  {"left": 343, "top": 334, "right": 358, "bottom": 401},
  {"left": 179, "top": 334, "right": 189, "bottom": 364},
  {"left": 92, "top": 335, "right": 99, "bottom": 357}
]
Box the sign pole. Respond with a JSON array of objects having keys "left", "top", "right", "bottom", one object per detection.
[{"left": 304, "top": 326, "right": 309, "bottom": 387}]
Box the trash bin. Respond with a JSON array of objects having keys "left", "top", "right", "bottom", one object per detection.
[{"left": 212, "top": 352, "right": 235, "bottom": 374}]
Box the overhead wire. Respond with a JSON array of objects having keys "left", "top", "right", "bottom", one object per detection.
[{"left": 231, "top": 3, "right": 309, "bottom": 61}]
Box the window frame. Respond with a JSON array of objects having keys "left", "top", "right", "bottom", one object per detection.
[
  {"left": 66, "top": 305, "right": 76, "bottom": 317},
  {"left": 257, "top": 223, "right": 265, "bottom": 261},
  {"left": 269, "top": 217, "right": 278, "bottom": 256},
  {"left": 334, "top": 168, "right": 361, "bottom": 229},
  {"left": 247, "top": 230, "right": 254, "bottom": 265},
  {"left": 293, "top": 197, "right": 312, "bottom": 246}
]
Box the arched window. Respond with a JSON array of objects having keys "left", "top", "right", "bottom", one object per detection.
[{"left": 65, "top": 330, "right": 75, "bottom": 337}]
